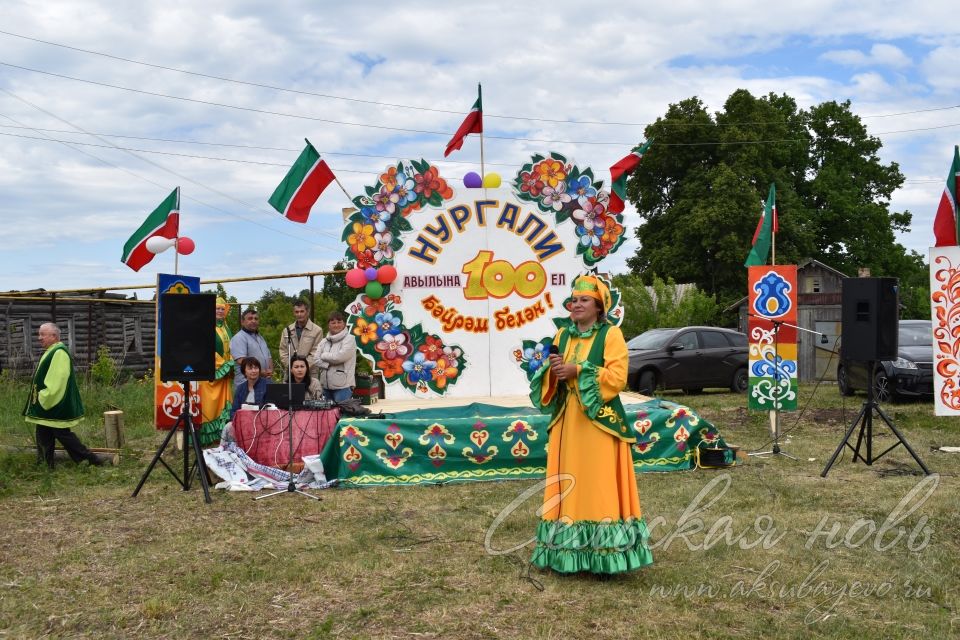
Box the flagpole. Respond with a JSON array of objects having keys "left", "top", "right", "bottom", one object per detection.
[
  {"left": 174, "top": 234, "right": 179, "bottom": 275},
  {"left": 478, "top": 84, "right": 485, "bottom": 183},
  {"left": 332, "top": 175, "right": 354, "bottom": 203}
]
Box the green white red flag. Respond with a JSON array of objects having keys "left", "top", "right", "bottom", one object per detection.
[
  {"left": 121, "top": 187, "right": 180, "bottom": 272},
  {"left": 444, "top": 85, "right": 483, "bottom": 157},
  {"left": 268, "top": 140, "right": 336, "bottom": 223},
  {"left": 609, "top": 140, "right": 651, "bottom": 214},
  {"left": 933, "top": 145, "right": 960, "bottom": 247},
  {"left": 745, "top": 183, "right": 777, "bottom": 267}
]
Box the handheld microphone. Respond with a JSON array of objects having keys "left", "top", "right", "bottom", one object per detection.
[{"left": 548, "top": 344, "right": 559, "bottom": 356}]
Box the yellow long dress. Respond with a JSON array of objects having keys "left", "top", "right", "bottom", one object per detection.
[
  {"left": 530, "top": 323, "right": 654, "bottom": 574},
  {"left": 197, "top": 319, "right": 234, "bottom": 446}
]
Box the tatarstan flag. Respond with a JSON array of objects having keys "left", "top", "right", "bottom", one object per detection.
[
  {"left": 121, "top": 187, "right": 180, "bottom": 272},
  {"left": 933, "top": 145, "right": 960, "bottom": 247},
  {"left": 745, "top": 183, "right": 777, "bottom": 267},
  {"left": 609, "top": 140, "right": 651, "bottom": 214},
  {"left": 268, "top": 139, "right": 336, "bottom": 223},
  {"left": 444, "top": 85, "right": 483, "bottom": 157}
]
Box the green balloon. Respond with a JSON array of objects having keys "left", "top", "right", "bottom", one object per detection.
[{"left": 364, "top": 281, "right": 384, "bottom": 298}]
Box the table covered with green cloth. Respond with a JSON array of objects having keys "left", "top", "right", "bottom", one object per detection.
[{"left": 318, "top": 399, "right": 728, "bottom": 487}]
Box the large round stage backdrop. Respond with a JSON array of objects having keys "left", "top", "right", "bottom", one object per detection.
[{"left": 340, "top": 153, "right": 626, "bottom": 399}]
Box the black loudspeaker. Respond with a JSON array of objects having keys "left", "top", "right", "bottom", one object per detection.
[
  {"left": 840, "top": 277, "right": 899, "bottom": 361},
  {"left": 159, "top": 294, "right": 216, "bottom": 381}
]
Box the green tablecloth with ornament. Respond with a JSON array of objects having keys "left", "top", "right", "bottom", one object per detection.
[{"left": 319, "top": 400, "right": 726, "bottom": 487}]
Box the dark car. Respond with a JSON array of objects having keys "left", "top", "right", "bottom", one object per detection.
[
  {"left": 626, "top": 326, "right": 749, "bottom": 395},
  {"left": 837, "top": 319, "right": 933, "bottom": 402}
]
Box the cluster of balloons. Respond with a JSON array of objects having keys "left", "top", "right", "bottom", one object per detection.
[
  {"left": 463, "top": 172, "right": 501, "bottom": 188},
  {"left": 145, "top": 235, "right": 195, "bottom": 256},
  {"left": 346, "top": 264, "right": 397, "bottom": 298}
]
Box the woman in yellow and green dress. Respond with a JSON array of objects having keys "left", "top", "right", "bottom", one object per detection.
[
  {"left": 198, "top": 297, "right": 235, "bottom": 445},
  {"left": 529, "top": 275, "right": 654, "bottom": 575}
]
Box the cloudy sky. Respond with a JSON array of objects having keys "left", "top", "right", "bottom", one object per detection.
[{"left": 1, "top": 1, "right": 958, "bottom": 304}]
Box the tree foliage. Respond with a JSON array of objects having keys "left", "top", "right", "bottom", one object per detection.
[
  {"left": 625, "top": 89, "right": 928, "bottom": 307},
  {"left": 613, "top": 273, "right": 720, "bottom": 339}
]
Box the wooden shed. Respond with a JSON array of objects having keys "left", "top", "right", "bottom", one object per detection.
[
  {"left": 0, "top": 290, "right": 155, "bottom": 378},
  {"left": 728, "top": 259, "right": 846, "bottom": 381}
]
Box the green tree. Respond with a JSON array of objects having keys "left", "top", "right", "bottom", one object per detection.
[
  {"left": 625, "top": 90, "right": 919, "bottom": 306},
  {"left": 613, "top": 273, "right": 720, "bottom": 338},
  {"left": 321, "top": 260, "right": 354, "bottom": 313}
]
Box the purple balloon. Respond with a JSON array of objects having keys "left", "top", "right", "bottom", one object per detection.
[
  {"left": 463, "top": 171, "right": 482, "bottom": 188},
  {"left": 364, "top": 267, "right": 378, "bottom": 281}
]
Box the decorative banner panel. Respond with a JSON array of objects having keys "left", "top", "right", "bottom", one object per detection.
[
  {"left": 319, "top": 401, "right": 727, "bottom": 486},
  {"left": 154, "top": 273, "right": 201, "bottom": 430},
  {"left": 341, "top": 154, "right": 628, "bottom": 399},
  {"left": 747, "top": 265, "right": 799, "bottom": 411},
  {"left": 930, "top": 247, "right": 960, "bottom": 416}
]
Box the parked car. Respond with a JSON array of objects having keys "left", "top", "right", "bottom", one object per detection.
[
  {"left": 837, "top": 319, "right": 933, "bottom": 402},
  {"left": 626, "top": 326, "right": 749, "bottom": 395}
]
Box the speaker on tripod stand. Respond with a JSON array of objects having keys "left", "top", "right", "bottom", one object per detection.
[
  {"left": 822, "top": 278, "right": 931, "bottom": 477},
  {"left": 133, "top": 293, "right": 217, "bottom": 502}
]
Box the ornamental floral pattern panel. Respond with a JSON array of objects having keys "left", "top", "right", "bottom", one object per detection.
[
  {"left": 930, "top": 247, "right": 960, "bottom": 416},
  {"left": 747, "top": 265, "right": 798, "bottom": 411}
]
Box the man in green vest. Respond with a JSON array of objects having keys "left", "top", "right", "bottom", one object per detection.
[{"left": 23, "top": 323, "right": 101, "bottom": 469}]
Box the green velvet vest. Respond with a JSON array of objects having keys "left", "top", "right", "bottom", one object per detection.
[
  {"left": 23, "top": 344, "right": 84, "bottom": 423},
  {"left": 550, "top": 324, "right": 633, "bottom": 442}
]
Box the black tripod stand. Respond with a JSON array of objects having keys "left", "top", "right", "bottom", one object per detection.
[
  {"left": 132, "top": 381, "right": 212, "bottom": 503},
  {"left": 256, "top": 327, "right": 319, "bottom": 501},
  {"left": 821, "top": 362, "right": 931, "bottom": 477}
]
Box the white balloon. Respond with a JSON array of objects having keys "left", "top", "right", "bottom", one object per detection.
[{"left": 145, "top": 236, "right": 175, "bottom": 254}]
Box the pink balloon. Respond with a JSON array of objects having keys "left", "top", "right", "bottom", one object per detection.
[
  {"left": 345, "top": 268, "right": 366, "bottom": 289},
  {"left": 377, "top": 265, "right": 398, "bottom": 284},
  {"left": 176, "top": 237, "right": 195, "bottom": 255}
]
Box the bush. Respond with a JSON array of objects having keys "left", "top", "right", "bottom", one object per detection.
[{"left": 89, "top": 345, "right": 119, "bottom": 387}]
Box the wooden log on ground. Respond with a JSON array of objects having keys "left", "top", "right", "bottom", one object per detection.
[{"left": 103, "top": 410, "right": 125, "bottom": 448}]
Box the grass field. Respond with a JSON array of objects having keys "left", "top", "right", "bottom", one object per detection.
[{"left": 0, "top": 376, "right": 957, "bottom": 639}]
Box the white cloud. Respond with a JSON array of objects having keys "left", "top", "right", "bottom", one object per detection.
[
  {"left": 1, "top": 0, "right": 958, "bottom": 298},
  {"left": 821, "top": 43, "right": 912, "bottom": 69}
]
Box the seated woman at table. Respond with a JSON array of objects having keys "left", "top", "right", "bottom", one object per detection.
[
  {"left": 287, "top": 355, "right": 323, "bottom": 401},
  {"left": 231, "top": 356, "right": 268, "bottom": 419}
]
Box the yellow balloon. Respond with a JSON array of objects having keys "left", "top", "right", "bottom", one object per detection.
[{"left": 482, "top": 172, "right": 502, "bottom": 188}]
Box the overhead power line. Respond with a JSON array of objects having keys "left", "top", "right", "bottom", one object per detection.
[
  {"left": 0, "top": 92, "right": 346, "bottom": 253},
  {"left": 2, "top": 29, "right": 959, "bottom": 127}
]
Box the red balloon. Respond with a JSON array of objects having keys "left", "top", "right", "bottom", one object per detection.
[
  {"left": 345, "top": 268, "right": 367, "bottom": 289},
  {"left": 176, "top": 237, "right": 195, "bottom": 255},
  {"left": 377, "top": 265, "right": 398, "bottom": 284}
]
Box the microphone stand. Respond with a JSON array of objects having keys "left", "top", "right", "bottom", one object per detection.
[
  {"left": 747, "top": 315, "right": 828, "bottom": 461},
  {"left": 256, "top": 325, "right": 319, "bottom": 501}
]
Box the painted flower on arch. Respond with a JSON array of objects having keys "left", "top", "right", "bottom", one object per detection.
[
  {"left": 348, "top": 222, "right": 376, "bottom": 255},
  {"left": 376, "top": 332, "right": 411, "bottom": 360},
  {"left": 362, "top": 294, "right": 387, "bottom": 318},
  {"left": 431, "top": 355, "right": 459, "bottom": 389},
  {"left": 352, "top": 318, "right": 379, "bottom": 345},
  {"left": 568, "top": 175, "right": 597, "bottom": 206},
  {"left": 373, "top": 186, "right": 400, "bottom": 216},
  {"left": 403, "top": 352, "right": 436, "bottom": 383},
  {"left": 374, "top": 231, "right": 394, "bottom": 262},
  {"left": 374, "top": 312, "right": 402, "bottom": 337},
  {"left": 524, "top": 343, "right": 549, "bottom": 372},
  {"left": 541, "top": 181, "right": 572, "bottom": 211},
  {"left": 353, "top": 248, "right": 377, "bottom": 270},
  {"left": 377, "top": 357, "right": 404, "bottom": 378},
  {"left": 418, "top": 335, "right": 444, "bottom": 361},
  {"left": 533, "top": 159, "right": 567, "bottom": 188}
]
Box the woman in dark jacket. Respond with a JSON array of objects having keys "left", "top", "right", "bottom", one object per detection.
[{"left": 231, "top": 356, "right": 268, "bottom": 419}]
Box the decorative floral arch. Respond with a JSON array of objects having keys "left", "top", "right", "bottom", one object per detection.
[{"left": 341, "top": 153, "right": 626, "bottom": 395}]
